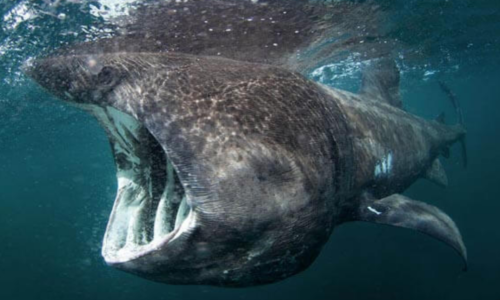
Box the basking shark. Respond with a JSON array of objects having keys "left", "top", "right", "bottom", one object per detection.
[{"left": 25, "top": 0, "right": 466, "bottom": 287}]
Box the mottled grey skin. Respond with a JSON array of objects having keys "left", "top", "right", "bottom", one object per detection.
[
  {"left": 25, "top": 51, "right": 466, "bottom": 286},
  {"left": 27, "top": 53, "right": 348, "bottom": 285},
  {"left": 324, "top": 87, "right": 464, "bottom": 197}
]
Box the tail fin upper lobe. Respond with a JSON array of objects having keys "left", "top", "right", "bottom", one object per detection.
[{"left": 438, "top": 81, "right": 467, "bottom": 167}]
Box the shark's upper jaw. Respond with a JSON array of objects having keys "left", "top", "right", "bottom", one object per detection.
[
  {"left": 24, "top": 55, "right": 196, "bottom": 264},
  {"left": 84, "top": 104, "right": 195, "bottom": 264}
]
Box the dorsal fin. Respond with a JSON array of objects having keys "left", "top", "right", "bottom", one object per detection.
[
  {"left": 424, "top": 158, "right": 448, "bottom": 188},
  {"left": 360, "top": 58, "right": 402, "bottom": 108}
]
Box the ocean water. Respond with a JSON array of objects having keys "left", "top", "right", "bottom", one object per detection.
[{"left": 1, "top": 0, "right": 499, "bottom": 299}]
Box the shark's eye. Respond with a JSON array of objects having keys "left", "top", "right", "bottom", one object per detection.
[{"left": 97, "top": 66, "right": 118, "bottom": 87}]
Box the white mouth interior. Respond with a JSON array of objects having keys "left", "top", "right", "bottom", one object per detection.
[{"left": 84, "top": 105, "right": 192, "bottom": 263}]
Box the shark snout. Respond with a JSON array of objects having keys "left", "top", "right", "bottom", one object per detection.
[{"left": 24, "top": 57, "right": 74, "bottom": 99}]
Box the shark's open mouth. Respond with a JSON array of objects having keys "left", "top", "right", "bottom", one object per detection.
[{"left": 83, "top": 105, "right": 193, "bottom": 264}]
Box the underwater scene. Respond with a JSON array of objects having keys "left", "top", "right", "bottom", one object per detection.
[{"left": 1, "top": 0, "right": 499, "bottom": 299}]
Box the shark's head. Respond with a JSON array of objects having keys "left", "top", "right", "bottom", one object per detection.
[{"left": 25, "top": 52, "right": 339, "bottom": 286}]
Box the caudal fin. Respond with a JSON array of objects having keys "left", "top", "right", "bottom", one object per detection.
[{"left": 438, "top": 81, "right": 468, "bottom": 168}]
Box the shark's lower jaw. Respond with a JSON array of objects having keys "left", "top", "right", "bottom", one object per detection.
[{"left": 82, "top": 105, "right": 193, "bottom": 264}]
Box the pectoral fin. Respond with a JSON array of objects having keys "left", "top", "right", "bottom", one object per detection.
[{"left": 355, "top": 194, "right": 467, "bottom": 269}]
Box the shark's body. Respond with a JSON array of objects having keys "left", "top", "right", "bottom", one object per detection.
[{"left": 25, "top": 0, "right": 466, "bottom": 287}]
